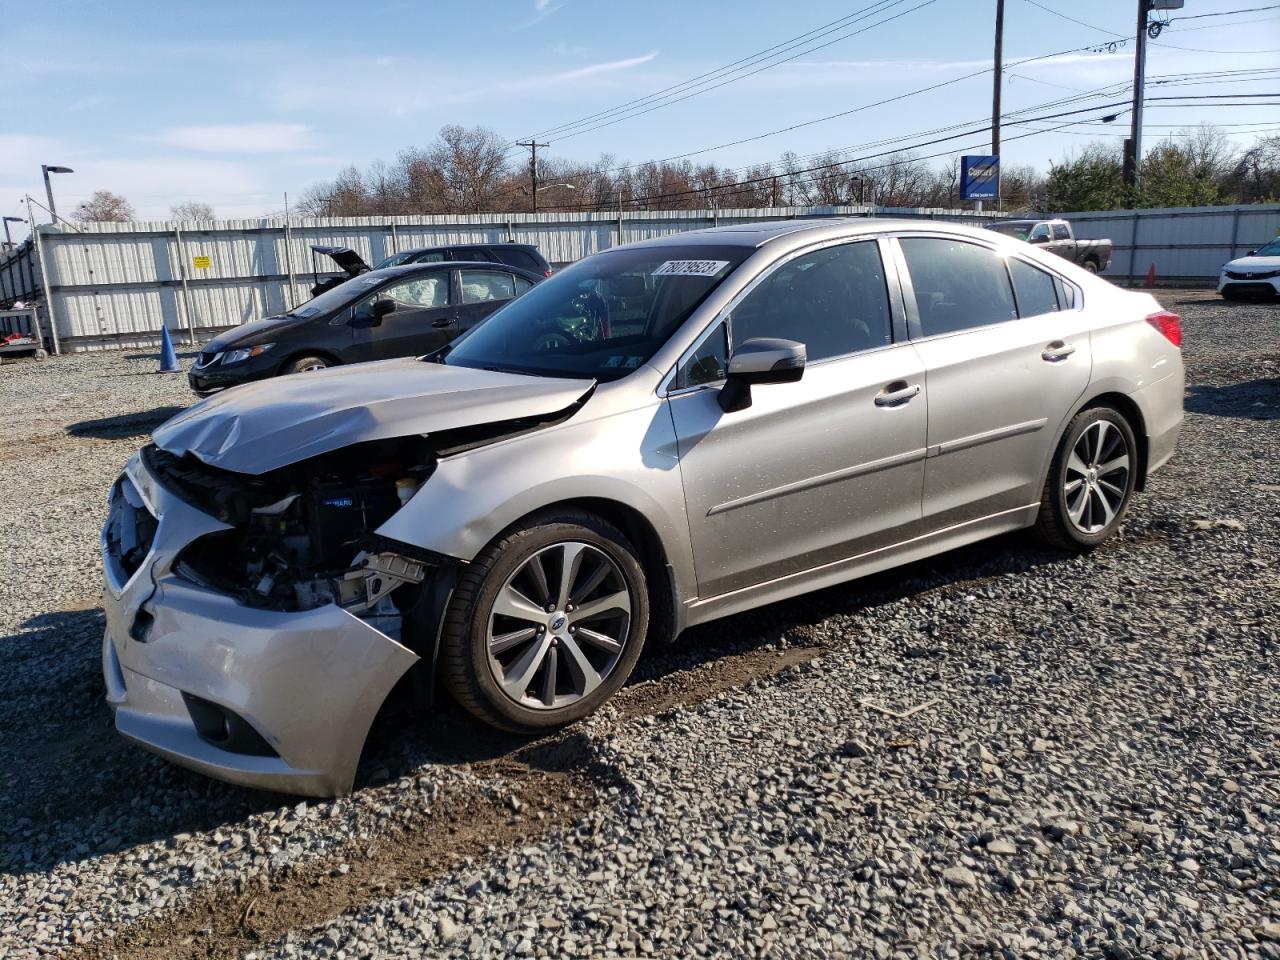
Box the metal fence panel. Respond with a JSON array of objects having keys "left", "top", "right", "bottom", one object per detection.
[{"left": 8, "top": 203, "right": 1276, "bottom": 351}]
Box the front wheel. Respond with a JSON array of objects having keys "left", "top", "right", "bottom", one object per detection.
[
  {"left": 1035, "top": 407, "right": 1137, "bottom": 550},
  {"left": 439, "top": 511, "right": 649, "bottom": 732},
  {"left": 283, "top": 355, "right": 329, "bottom": 375}
]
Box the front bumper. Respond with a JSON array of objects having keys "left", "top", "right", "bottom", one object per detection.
[
  {"left": 187, "top": 356, "right": 274, "bottom": 393},
  {"left": 1217, "top": 275, "right": 1280, "bottom": 298},
  {"left": 101, "top": 453, "right": 418, "bottom": 797}
]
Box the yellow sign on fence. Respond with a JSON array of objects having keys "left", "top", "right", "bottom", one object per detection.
[{"left": 192, "top": 255, "right": 211, "bottom": 269}]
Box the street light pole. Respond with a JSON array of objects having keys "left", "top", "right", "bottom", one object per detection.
[
  {"left": 2, "top": 216, "right": 24, "bottom": 248},
  {"left": 41, "top": 165, "right": 74, "bottom": 224}
]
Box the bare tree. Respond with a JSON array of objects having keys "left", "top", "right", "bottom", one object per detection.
[
  {"left": 74, "top": 190, "right": 135, "bottom": 222},
  {"left": 170, "top": 201, "right": 215, "bottom": 221}
]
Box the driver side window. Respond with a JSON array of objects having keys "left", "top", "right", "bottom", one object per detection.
[
  {"left": 1029, "top": 223, "right": 1051, "bottom": 243},
  {"left": 385, "top": 275, "right": 448, "bottom": 308},
  {"left": 727, "top": 240, "right": 892, "bottom": 362}
]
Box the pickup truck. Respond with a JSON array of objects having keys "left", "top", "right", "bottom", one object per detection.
[{"left": 986, "top": 219, "right": 1112, "bottom": 274}]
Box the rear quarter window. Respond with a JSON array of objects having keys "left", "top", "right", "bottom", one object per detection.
[{"left": 493, "top": 248, "right": 541, "bottom": 271}]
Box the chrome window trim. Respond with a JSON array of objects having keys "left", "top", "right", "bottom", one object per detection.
[{"left": 659, "top": 235, "right": 898, "bottom": 397}]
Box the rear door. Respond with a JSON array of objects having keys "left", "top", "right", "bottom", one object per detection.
[
  {"left": 669, "top": 238, "right": 929, "bottom": 598},
  {"left": 894, "top": 234, "right": 1091, "bottom": 527},
  {"left": 454, "top": 268, "right": 522, "bottom": 333},
  {"left": 350, "top": 272, "right": 455, "bottom": 361}
]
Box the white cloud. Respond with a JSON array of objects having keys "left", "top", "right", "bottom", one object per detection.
[
  {"left": 550, "top": 52, "right": 658, "bottom": 83},
  {"left": 152, "top": 123, "right": 317, "bottom": 154}
]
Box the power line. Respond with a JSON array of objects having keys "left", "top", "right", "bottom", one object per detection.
[
  {"left": 542, "top": 91, "right": 1278, "bottom": 212},
  {"left": 511, "top": 0, "right": 940, "bottom": 149},
  {"left": 513, "top": 0, "right": 913, "bottom": 145},
  {"left": 1021, "top": 0, "right": 1126, "bottom": 37}
]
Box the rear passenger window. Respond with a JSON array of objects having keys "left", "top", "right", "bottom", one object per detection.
[
  {"left": 454, "top": 248, "right": 489, "bottom": 262},
  {"left": 1052, "top": 223, "right": 1070, "bottom": 241},
  {"left": 495, "top": 248, "right": 540, "bottom": 271},
  {"left": 1010, "top": 259, "right": 1060, "bottom": 317},
  {"left": 1055, "top": 277, "right": 1077, "bottom": 309},
  {"left": 729, "top": 240, "right": 892, "bottom": 362},
  {"left": 460, "top": 269, "right": 516, "bottom": 304},
  {"left": 514, "top": 276, "right": 533, "bottom": 295},
  {"left": 899, "top": 238, "right": 1018, "bottom": 336}
]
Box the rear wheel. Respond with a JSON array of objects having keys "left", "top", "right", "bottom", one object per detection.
[
  {"left": 1082, "top": 260, "right": 1099, "bottom": 274},
  {"left": 283, "top": 355, "right": 329, "bottom": 375},
  {"left": 440, "top": 511, "right": 649, "bottom": 732},
  {"left": 1035, "top": 407, "right": 1137, "bottom": 550}
]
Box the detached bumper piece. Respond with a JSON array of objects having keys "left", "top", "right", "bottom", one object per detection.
[{"left": 101, "top": 453, "right": 419, "bottom": 797}]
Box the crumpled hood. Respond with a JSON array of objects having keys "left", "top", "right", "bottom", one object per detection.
[
  {"left": 204, "top": 314, "right": 309, "bottom": 353},
  {"left": 155, "top": 358, "right": 595, "bottom": 474}
]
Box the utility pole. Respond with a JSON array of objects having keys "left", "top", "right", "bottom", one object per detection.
[
  {"left": 1125, "top": 0, "right": 1150, "bottom": 192},
  {"left": 516, "top": 141, "right": 549, "bottom": 213},
  {"left": 992, "top": 0, "right": 1005, "bottom": 210}
]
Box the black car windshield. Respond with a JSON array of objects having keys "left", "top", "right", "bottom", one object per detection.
[
  {"left": 377, "top": 252, "right": 416, "bottom": 269},
  {"left": 438, "top": 245, "right": 750, "bottom": 381},
  {"left": 293, "top": 272, "right": 396, "bottom": 317}
]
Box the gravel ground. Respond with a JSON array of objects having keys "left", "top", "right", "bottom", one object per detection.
[{"left": 0, "top": 292, "right": 1277, "bottom": 959}]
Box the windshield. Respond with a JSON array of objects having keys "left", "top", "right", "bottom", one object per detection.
[
  {"left": 1252, "top": 237, "right": 1280, "bottom": 257},
  {"left": 439, "top": 245, "right": 750, "bottom": 381},
  {"left": 987, "top": 222, "right": 1033, "bottom": 241},
  {"left": 377, "top": 251, "right": 417, "bottom": 269},
  {"left": 294, "top": 272, "right": 392, "bottom": 317}
]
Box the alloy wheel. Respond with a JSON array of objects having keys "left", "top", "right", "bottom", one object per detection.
[
  {"left": 1064, "top": 419, "right": 1130, "bottom": 534},
  {"left": 486, "top": 541, "right": 632, "bottom": 710}
]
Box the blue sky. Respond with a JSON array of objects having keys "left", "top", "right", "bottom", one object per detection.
[{"left": 6, "top": 0, "right": 1278, "bottom": 227}]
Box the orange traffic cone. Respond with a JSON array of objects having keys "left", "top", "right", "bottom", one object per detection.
[{"left": 1145, "top": 263, "right": 1157, "bottom": 288}]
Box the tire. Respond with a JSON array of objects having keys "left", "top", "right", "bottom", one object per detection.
[
  {"left": 1082, "top": 260, "right": 1099, "bottom": 274},
  {"left": 439, "top": 510, "right": 650, "bottom": 733},
  {"left": 1034, "top": 406, "right": 1138, "bottom": 551},
  {"left": 282, "top": 355, "right": 329, "bottom": 375}
]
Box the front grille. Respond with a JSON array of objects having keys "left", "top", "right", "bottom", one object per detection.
[{"left": 1226, "top": 269, "right": 1279, "bottom": 281}]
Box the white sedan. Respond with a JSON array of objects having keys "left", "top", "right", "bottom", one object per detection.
[{"left": 1219, "top": 237, "right": 1280, "bottom": 300}]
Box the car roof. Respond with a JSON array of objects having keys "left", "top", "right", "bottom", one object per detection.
[
  {"left": 621, "top": 217, "right": 996, "bottom": 252},
  {"left": 396, "top": 242, "right": 542, "bottom": 256},
  {"left": 367, "top": 261, "right": 542, "bottom": 279}
]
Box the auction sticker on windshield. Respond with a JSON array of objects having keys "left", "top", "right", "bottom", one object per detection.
[{"left": 653, "top": 260, "right": 730, "bottom": 277}]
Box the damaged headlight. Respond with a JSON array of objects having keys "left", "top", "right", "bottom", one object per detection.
[{"left": 223, "top": 343, "right": 274, "bottom": 365}]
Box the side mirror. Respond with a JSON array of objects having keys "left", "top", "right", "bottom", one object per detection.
[
  {"left": 353, "top": 298, "right": 395, "bottom": 328},
  {"left": 1247, "top": 249, "right": 1257, "bottom": 256},
  {"left": 718, "top": 337, "right": 806, "bottom": 412},
  {"left": 1030, "top": 234, "right": 1049, "bottom": 244}
]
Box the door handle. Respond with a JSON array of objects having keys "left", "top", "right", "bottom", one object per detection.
[
  {"left": 874, "top": 382, "right": 921, "bottom": 407},
  {"left": 1042, "top": 340, "right": 1076, "bottom": 362},
  {"left": 431, "top": 317, "right": 457, "bottom": 328}
]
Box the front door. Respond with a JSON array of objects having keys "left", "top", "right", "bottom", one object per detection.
[
  {"left": 669, "top": 239, "right": 928, "bottom": 599},
  {"left": 351, "top": 272, "right": 455, "bottom": 362},
  {"left": 894, "top": 235, "right": 1092, "bottom": 526}
]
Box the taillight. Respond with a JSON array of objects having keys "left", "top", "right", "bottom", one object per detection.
[
  {"left": 1146, "top": 310, "right": 1181, "bottom": 347},
  {"left": 544, "top": 270, "right": 553, "bottom": 278}
]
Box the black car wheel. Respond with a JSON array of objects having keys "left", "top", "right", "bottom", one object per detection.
[{"left": 283, "top": 355, "right": 329, "bottom": 375}]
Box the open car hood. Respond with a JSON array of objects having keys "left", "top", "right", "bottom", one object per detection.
[
  {"left": 154, "top": 358, "right": 595, "bottom": 474},
  {"left": 312, "top": 245, "right": 371, "bottom": 277}
]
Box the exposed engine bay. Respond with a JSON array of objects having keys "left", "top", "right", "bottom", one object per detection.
[{"left": 147, "top": 439, "right": 438, "bottom": 619}]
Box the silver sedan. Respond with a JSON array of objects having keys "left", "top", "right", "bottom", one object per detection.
[{"left": 102, "top": 219, "right": 1184, "bottom": 796}]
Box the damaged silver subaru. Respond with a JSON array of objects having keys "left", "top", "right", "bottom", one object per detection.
[{"left": 103, "top": 219, "right": 1183, "bottom": 796}]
